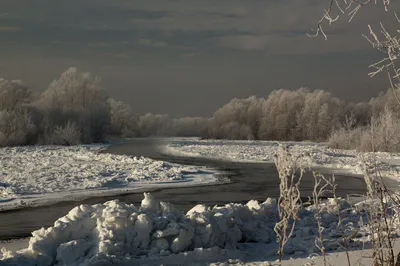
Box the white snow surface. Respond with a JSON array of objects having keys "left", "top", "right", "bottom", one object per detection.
[
  {"left": 0, "top": 193, "right": 382, "bottom": 266},
  {"left": 0, "top": 144, "right": 218, "bottom": 210},
  {"left": 164, "top": 138, "right": 400, "bottom": 179}
]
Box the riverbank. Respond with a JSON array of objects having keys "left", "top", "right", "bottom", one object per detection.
[
  {"left": 0, "top": 143, "right": 220, "bottom": 211},
  {"left": 163, "top": 138, "right": 400, "bottom": 180}
]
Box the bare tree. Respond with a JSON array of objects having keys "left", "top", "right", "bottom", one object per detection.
[{"left": 310, "top": 0, "right": 400, "bottom": 106}]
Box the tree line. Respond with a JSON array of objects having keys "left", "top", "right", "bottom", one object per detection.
[
  {"left": 203, "top": 88, "right": 400, "bottom": 151},
  {"left": 1, "top": 67, "right": 398, "bottom": 151},
  {"left": 0, "top": 68, "right": 207, "bottom": 147}
]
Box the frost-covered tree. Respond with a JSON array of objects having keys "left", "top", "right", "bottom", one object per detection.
[
  {"left": 39, "top": 67, "right": 107, "bottom": 110},
  {"left": 345, "top": 101, "right": 372, "bottom": 127},
  {"left": 108, "top": 98, "right": 139, "bottom": 137},
  {"left": 0, "top": 109, "right": 36, "bottom": 146},
  {"left": 0, "top": 79, "right": 36, "bottom": 146},
  {"left": 256, "top": 89, "right": 344, "bottom": 141},
  {"left": 170, "top": 117, "right": 210, "bottom": 137},
  {"left": 137, "top": 114, "right": 209, "bottom": 137},
  {"left": 259, "top": 89, "right": 309, "bottom": 140},
  {"left": 329, "top": 107, "right": 400, "bottom": 152},
  {"left": 369, "top": 87, "right": 400, "bottom": 115},
  {"left": 37, "top": 68, "right": 109, "bottom": 144},
  {"left": 0, "top": 79, "right": 32, "bottom": 110},
  {"left": 138, "top": 113, "right": 172, "bottom": 137},
  {"left": 206, "top": 96, "right": 263, "bottom": 140},
  {"left": 297, "top": 90, "right": 343, "bottom": 140},
  {"left": 203, "top": 89, "right": 347, "bottom": 141}
]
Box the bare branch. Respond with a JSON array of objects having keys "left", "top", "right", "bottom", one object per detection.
[{"left": 309, "top": 0, "right": 389, "bottom": 39}]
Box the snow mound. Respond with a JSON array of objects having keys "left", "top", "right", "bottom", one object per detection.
[
  {"left": 1, "top": 193, "right": 376, "bottom": 266},
  {"left": 0, "top": 193, "right": 277, "bottom": 265}
]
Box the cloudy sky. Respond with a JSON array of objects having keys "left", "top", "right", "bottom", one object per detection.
[{"left": 0, "top": 0, "right": 399, "bottom": 116}]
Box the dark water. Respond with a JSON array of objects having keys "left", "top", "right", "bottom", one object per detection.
[{"left": 0, "top": 138, "right": 394, "bottom": 240}]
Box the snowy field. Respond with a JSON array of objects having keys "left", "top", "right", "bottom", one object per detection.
[
  {"left": 1, "top": 193, "right": 398, "bottom": 266},
  {"left": 0, "top": 144, "right": 218, "bottom": 211},
  {"left": 164, "top": 138, "right": 400, "bottom": 180}
]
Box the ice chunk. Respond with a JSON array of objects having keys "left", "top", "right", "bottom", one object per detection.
[
  {"left": 170, "top": 226, "right": 195, "bottom": 253},
  {"left": 152, "top": 222, "right": 181, "bottom": 238},
  {"left": 140, "top": 193, "right": 159, "bottom": 213},
  {"left": 134, "top": 214, "right": 153, "bottom": 249},
  {"left": 187, "top": 204, "right": 209, "bottom": 216},
  {"left": 150, "top": 238, "right": 169, "bottom": 251},
  {"left": 246, "top": 200, "right": 261, "bottom": 211},
  {"left": 56, "top": 239, "right": 89, "bottom": 265},
  {"left": 160, "top": 201, "right": 184, "bottom": 221}
]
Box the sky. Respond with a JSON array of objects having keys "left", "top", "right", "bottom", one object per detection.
[{"left": 0, "top": 0, "right": 399, "bottom": 117}]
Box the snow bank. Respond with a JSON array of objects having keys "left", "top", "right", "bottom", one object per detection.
[
  {"left": 163, "top": 139, "right": 400, "bottom": 179},
  {"left": 0, "top": 193, "right": 376, "bottom": 266},
  {"left": 0, "top": 145, "right": 217, "bottom": 210}
]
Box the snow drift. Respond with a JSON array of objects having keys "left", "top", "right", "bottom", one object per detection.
[{"left": 0, "top": 193, "right": 374, "bottom": 266}]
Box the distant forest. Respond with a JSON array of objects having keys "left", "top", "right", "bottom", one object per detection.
[{"left": 1, "top": 67, "right": 399, "bottom": 151}]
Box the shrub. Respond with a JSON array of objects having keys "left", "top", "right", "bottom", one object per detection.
[
  {"left": 0, "top": 109, "right": 36, "bottom": 146},
  {"left": 45, "top": 120, "right": 81, "bottom": 145},
  {"left": 328, "top": 109, "right": 400, "bottom": 152}
]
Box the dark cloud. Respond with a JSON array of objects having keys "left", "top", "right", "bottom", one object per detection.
[{"left": 0, "top": 0, "right": 399, "bottom": 116}]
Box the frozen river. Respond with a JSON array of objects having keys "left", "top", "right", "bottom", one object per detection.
[{"left": 0, "top": 138, "right": 393, "bottom": 240}]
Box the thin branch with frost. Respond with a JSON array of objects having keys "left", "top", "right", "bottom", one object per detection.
[
  {"left": 307, "top": 0, "right": 339, "bottom": 40},
  {"left": 387, "top": 72, "right": 400, "bottom": 105},
  {"left": 312, "top": 173, "right": 335, "bottom": 266},
  {"left": 362, "top": 160, "right": 400, "bottom": 265},
  {"left": 364, "top": 22, "right": 400, "bottom": 105},
  {"left": 330, "top": 175, "right": 352, "bottom": 266},
  {"left": 273, "top": 145, "right": 309, "bottom": 263},
  {"left": 308, "top": 0, "right": 390, "bottom": 40},
  {"left": 311, "top": 0, "right": 400, "bottom": 107}
]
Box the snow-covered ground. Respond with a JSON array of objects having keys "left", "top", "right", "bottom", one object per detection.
[
  {"left": 164, "top": 138, "right": 400, "bottom": 180},
  {"left": 0, "top": 144, "right": 218, "bottom": 211},
  {"left": 1, "top": 193, "right": 396, "bottom": 266},
  {"left": 2, "top": 239, "right": 396, "bottom": 266}
]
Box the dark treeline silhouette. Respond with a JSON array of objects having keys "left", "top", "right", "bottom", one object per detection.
[{"left": 1, "top": 67, "right": 398, "bottom": 151}]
